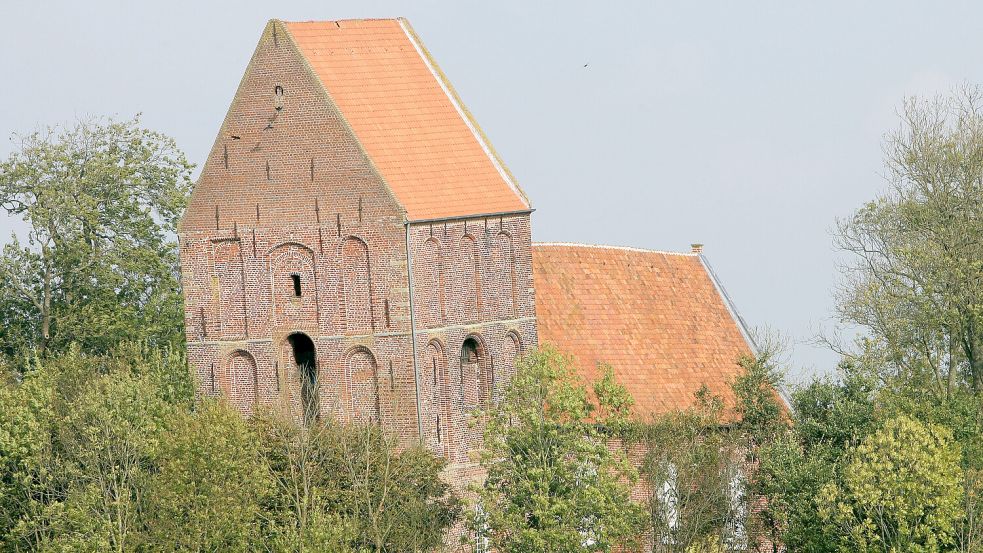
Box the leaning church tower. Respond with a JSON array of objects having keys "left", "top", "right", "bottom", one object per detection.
[{"left": 178, "top": 18, "right": 537, "bottom": 468}]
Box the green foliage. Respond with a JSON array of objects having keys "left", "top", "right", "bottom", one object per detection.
[
  {"left": 0, "top": 117, "right": 193, "bottom": 363},
  {"left": 835, "top": 87, "right": 983, "bottom": 396},
  {"left": 791, "top": 364, "right": 877, "bottom": 456},
  {"left": 0, "top": 344, "right": 192, "bottom": 551},
  {"left": 255, "top": 413, "right": 460, "bottom": 552},
  {"left": 143, "top": 399, "right": 271, "bottom": 551},
  {"left": 473, "top": 347, "right": 645, "bottom": 553},
  {"left": 0, "top": 359, "right": 55, "bottom": 550},
  {"left": 743, "top": 88, "right": 983, "bottom": 553},
  {"left": 747, "top": 367, "right": 878, "bottom": 553},
  {"left": 752, "top": 365, "right": 983, "bottom": 553},
  {"left": 592, "top": 364, "right": 635, "bottom": 434},
  {"left": 731, "top": 352, "right": 787, "bottom": 452},
  {"left": 46, "top": 371, "right": 172, "bottom": 552},
  {"left": 639, "top": 387, "right": 740, "bottom": 552},
  {"left": 632, "top": 348, "right": 789, "bottom": 553},
  {"left": 0, "top": 346, "right": 456, "bottom": 552},
  {"left": 819, "top": 416, "right": 965, "bottom": 553},
  {"left": 753, "top": 436, "right": 837, "bottom": 553}
]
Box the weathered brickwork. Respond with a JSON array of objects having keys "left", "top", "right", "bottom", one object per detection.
[
  {"left": 407, "top": 216, "right": 536, "bottom": 465},
  {"left": 179, "top": 20, "right": 537, "bottom": 477},
  {"left": 179, "top": 18, "right": 763, "bottom": 552}
]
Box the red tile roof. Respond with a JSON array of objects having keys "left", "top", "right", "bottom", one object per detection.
[
  {"left": 531, "top": 243, "right": 754, "bottom": 418},
  {"left": 283, "top": 19, "right": 529, "bottom": 221}
]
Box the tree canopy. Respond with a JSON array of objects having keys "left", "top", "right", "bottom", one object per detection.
[
  {"left": 473, "top": 347, "right": 646, "bottom": 553},
  {"left": 835, "top": 87, "right": 983, "bottom": 396},
  {"left": 0, "top": 117, "right": 192, "bottom": 362}
]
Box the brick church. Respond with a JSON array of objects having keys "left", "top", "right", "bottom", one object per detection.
[{"left": 179, "top": 18, "right": 754, "bottom": 477}]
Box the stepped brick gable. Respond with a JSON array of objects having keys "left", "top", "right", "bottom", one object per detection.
[
  {"left": 179, "top": 18, "right": 536, "bottom": 470},
  {"left": 531, "top": 243, "right": 755, "bottom": 417}
]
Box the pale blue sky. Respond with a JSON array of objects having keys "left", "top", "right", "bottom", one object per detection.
[{"left": 2, "top": 1, "right": 981, "bottom": 381}]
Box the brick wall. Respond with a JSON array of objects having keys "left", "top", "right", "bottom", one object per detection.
[
  {"left": 179, "top": 21, "right": 539, "bottom": 475},
  {"left": 407, "top": 215, "right": 537, "bottom": 473}
]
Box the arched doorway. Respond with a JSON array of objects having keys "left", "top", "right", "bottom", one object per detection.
[{"left": 288, "top": 333, "right": 319, "bottom": 424}]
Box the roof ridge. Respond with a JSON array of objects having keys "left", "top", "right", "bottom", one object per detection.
[
  {"left": 532, "top": 242, "right": 696, "bottom": 257},
  {"left": 283, "top": 18, "right": 400, "bottom": 24}
]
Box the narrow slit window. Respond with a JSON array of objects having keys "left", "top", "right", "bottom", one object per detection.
[
  {"left": 274, "top": 85, "right": 285, "bottom": 111},
  {"left": 291, "top": 274, "right": 302, "bottom": 297}
]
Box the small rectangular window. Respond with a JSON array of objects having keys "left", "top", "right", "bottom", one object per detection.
[{"left": 291, "top": 274, "right": 302, "bottom": 297}]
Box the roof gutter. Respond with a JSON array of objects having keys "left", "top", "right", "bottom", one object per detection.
[{"left": 406, "top": 208, "right": 534, "bottom": 226}]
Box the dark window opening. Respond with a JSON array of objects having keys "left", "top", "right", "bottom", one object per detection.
[
  {"left": 436, "top": 415, "right": 442, "bottom": 444},
  {"left": 462, "top": 337, "right": 480, "bottom": 365},
  {"left": 291, "top": 274, "right": 302, "bottom": 297},
  {"left": 432, "top": 357, "right": 438, "bottom": 386},
  {"left": 288, "top": 333, "right": 319, "bottom": 424},
  {"left": 462, "top": 336, "right": 493, "bottom": 408}
]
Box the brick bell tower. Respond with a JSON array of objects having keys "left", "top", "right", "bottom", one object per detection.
[{"left": 178, "top": 18, "right": 537, "bottom": 467}]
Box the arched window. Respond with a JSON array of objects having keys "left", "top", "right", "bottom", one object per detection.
[
  {"left": 501, "top": 332, "right": 522, "bottom": 397},
  {"left": 461, "top": 336, "right": 492, "bottom": 410},
  {"left": 274, "top": 85, "right": 285, "bottom": 111},
  {"left": 461, "top": 337, "right": 480, "bottom": 365},
  {"left": 269, "top": 242, "right": 317, "bottom": 328}
]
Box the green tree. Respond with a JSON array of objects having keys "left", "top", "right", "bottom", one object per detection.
[
  {"left": 819, "top": 415, "right": 964, "bottom": 553},
  {"left": 749, "top": 366, "right": 877, "bottom": 553},
  {"left": 640, "top": 387, "right": 742, "bottom": 552},
  {"left": 731, "top": 352, "right": 788, "bottom": 455},
  {"left": 34, "top": 354, "right": 173, "bottom": 552},
  {"left": 473, "top": 348, "right": 645, "bottom": 552},
  {"left": 744, "top": 86, "right": 983, "bottom": 553},
  {"left": 753, "top": 436, "right": 837, "bottom": 553},
  {"left": 255, "top": 413, "right": 459, "bottom": 552},
  {"left": 835, "top": 87, "right": 983, "bottom": 396},
  {"left": 0, "top": 117, "right": 193, "bottom": 362},
  {"left": 0, "top": 344, "right": 190, "bottom": 552},
  {"left": 143, "top": 399, "right": 271, "bottom": 552},
  {"left": 0, "top": 357, "right": 56, "bottom": 550}
]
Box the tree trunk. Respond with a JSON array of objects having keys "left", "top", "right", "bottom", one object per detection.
[
  {"left": 39, "top": 258, "right": 52, "bottom": 356},
  {"left": 966, "top": 318, "right": 983, "bottom": 395}
]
